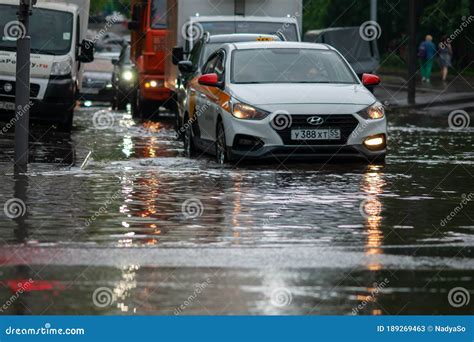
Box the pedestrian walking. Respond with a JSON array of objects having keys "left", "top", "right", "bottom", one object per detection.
[
  {"left": 438, "top": 35, "right": 453, "bottom": 82},
  {"left": 418, "top": 35, "right": 437, "bottom": 83}
]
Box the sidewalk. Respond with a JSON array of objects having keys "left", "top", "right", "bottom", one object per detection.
[{"left": 375, "top": 73, "right": 474, "bottom": 113}]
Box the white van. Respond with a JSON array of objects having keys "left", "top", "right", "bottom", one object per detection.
[{"left": 0, "top": 0, "right": 94, "bottom": 131}]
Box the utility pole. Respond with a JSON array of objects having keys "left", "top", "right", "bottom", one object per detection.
[
  {"left": 370, "top": 0, "right": 377, "bottom": 22},
  {"left": 14, "top": 0, "right": 35, "bottom": 171},
  {"left": 408, "top": 0, "right": 417, "bottom": 105}
]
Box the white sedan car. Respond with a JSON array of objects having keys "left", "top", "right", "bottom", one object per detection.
[{"left": 182, "top": 42, "right": 387, "bottom": 164}]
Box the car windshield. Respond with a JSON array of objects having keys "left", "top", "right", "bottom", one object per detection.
[
  {"left": 0, "top": 5, "right": 73, "bottom": 55},
  {"left": 84, "top": 58, "right": 114, "bottom": 73},
  {"left": 200, "top": 21, "right": 299, "bottom": 41},
  {"left": 231, "top": 48, "right": 358, "bottom": 84}
]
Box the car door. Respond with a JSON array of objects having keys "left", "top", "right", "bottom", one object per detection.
[
  {"left": 205, "top": 52, "right": 227, "bottom": 143},
  {"left": 192, "top": 53, "right": 220, "bottom": 141}
]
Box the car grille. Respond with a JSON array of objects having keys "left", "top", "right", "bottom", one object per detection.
[
  {"left": 272, "top": 114, "right": 359, "bottom": 145},
  {"left": 0, "top": 80, "right": 40, "bottom": 97}
]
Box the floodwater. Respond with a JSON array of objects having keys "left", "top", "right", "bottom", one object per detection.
[{"left": 0, "top": 107, "right": 472, "bottom": 315}]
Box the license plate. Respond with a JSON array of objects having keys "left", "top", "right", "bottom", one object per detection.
[
  {"left": 81, "top": 88, "right": 100, "bottom": 95},
  {"left": 291, "top": 128, "right": 341, "bottom": 140},
  {"left": 0, "top": 101, "right": 15, "bottom": 111}
]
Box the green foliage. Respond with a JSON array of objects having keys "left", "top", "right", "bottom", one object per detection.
[
  {"left": 90, "top": 0, "right": 131, "bottom": 15},
  {"left": 303, "top": 0, "right": 473, "bottom": 67}
]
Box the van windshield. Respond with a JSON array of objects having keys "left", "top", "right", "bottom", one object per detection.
[
  {"left": 0, "top": 5, "right": 73, "bottom": 56},
  {"left": 200, "top": 21, "right": 299, "bottom": 42}
]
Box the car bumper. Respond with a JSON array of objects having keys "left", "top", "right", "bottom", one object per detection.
[
  {"left": 221, "top": 113, "right": 387, "bottom": 162},
  {"left": 79, "top": 87, "right": 114, "bottom": 102},
  {"left": 228, "top": 144, "right": 386, "bottom": 162},
  {"left": 140, "top": 75, "right": 172, "bottom": 102},
  {"left": 0, "top": 77, "right": 75, "bottom": 123}
]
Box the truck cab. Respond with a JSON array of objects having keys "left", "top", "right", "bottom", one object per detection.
[{"left": 0, "top": 0, "right": 94, "bottom": 132}]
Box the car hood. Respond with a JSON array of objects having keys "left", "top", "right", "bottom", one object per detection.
[{"left": 229, "top": 83, "right": 376, "bottom": 113}]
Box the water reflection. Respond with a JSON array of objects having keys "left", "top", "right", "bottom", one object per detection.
[{"left": 0, "top": 107, "right": 473, "bottom": 316}]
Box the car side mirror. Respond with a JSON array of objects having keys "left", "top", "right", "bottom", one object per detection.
[
  {"left": 178, "top": 60, "right": 195, "bottom": 74},
  {"left": 198, "top": 73, "right": 222, "bottom": 88},
  {"left": 112, "top": 58, "right": 119, "bottom": 65},
  {"left": 172, "top": 47, "right": 184, "bottom": 65},
  {"left": 362, "top": 73, "right": 381, "bottom": 87},
  {"left": 78, "top": 39, "right": 94, "bottom": 63}
]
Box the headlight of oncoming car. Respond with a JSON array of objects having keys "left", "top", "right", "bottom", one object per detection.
[
  {"left": 232, "top": 102, "right": 269, "bottom": 120},
  {"left": 121, "top": 70, "right": 134, "bottom": 82},
  {"left": 358, "top": 102, "right": 385, "bottom": 120},
  {"left": 51, "top": 56, "right": 73, "bottom": 76}
]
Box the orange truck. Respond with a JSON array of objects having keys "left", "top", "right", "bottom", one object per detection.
[{"left": 128, "top": 0, "right": 302, "bottom": 121}]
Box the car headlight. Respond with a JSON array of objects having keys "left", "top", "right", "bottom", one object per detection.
[
  {"left": 232, "top": 102, "right": 269, "bottom": 120},
  {"left": 358, "top": 102, "right": 385, "bottom": 120},
  {"left": 121, "top": 70, "right": 134, "bottom": 82},
  {"left": 51, "top": 56, "right": 72, "bottom": 76}
]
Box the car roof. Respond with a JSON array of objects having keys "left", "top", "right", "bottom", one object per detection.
[
  {"left": 208, "top": 34, "right": 281, "bottom": 44},
  {"left": 230, "top": 41, "right": 331, "bottom": 50}
]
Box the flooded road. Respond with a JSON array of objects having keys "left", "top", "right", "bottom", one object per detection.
[{"left": 0, "top": 106, "right": 473, "bottom": 315}]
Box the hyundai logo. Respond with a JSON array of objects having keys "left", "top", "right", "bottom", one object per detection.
[
  {"left": 307, "top": 116, "right": 324, "bottom": 126},
  {"left": 4, "top": 83, "right": 13, "bottom": 93}
]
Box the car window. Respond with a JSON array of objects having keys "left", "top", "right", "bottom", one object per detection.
[
  {"left": 202, "top": 54, "right": 219, "bottom": 74},
  {"left": 214, "top": 53, "right": 225, "bottom": 83}
]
